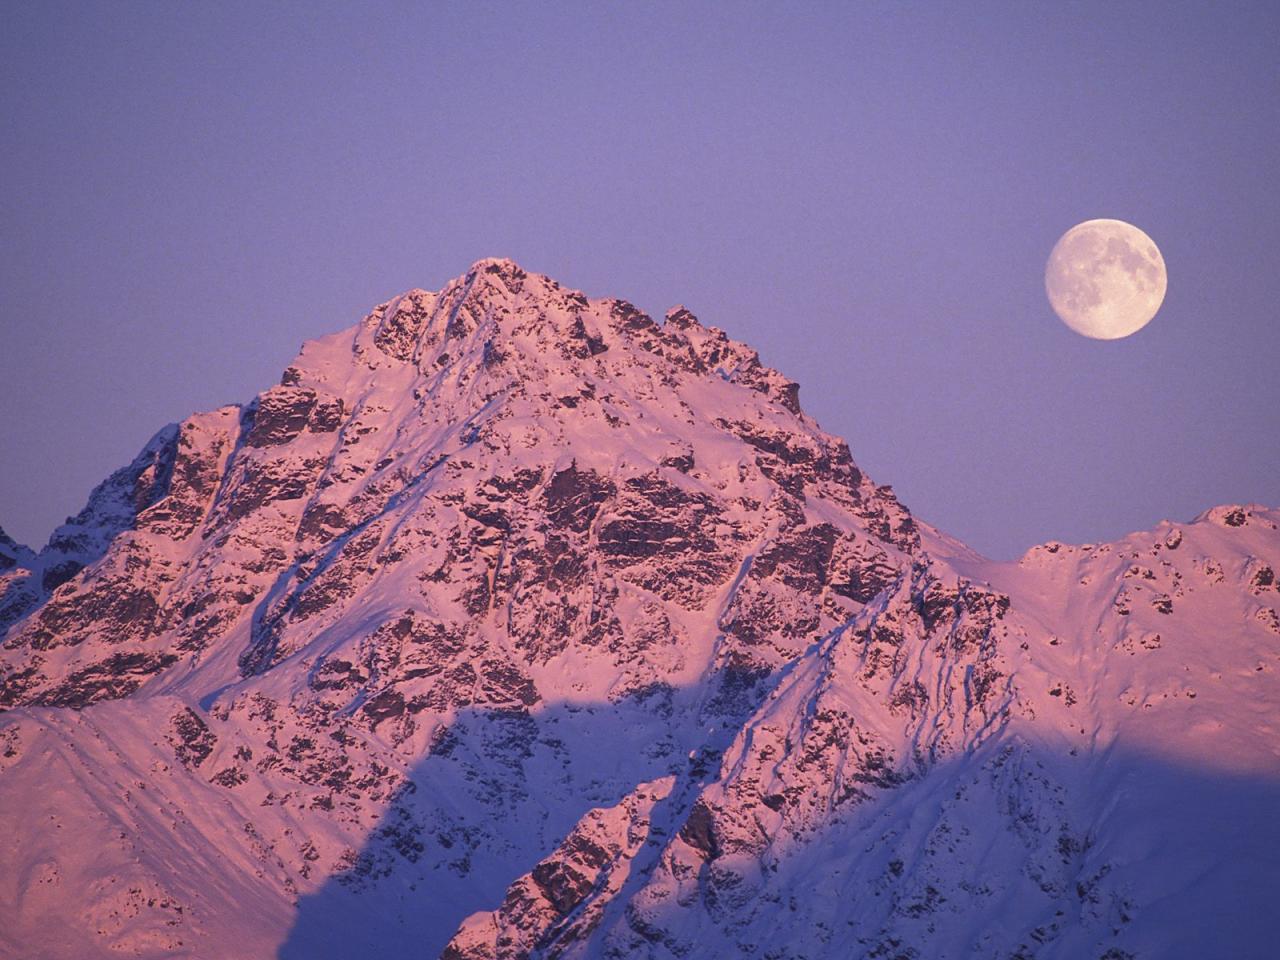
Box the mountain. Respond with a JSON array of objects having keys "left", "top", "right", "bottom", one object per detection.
[{"left": 1, "top": 259, "right": 1276, "bottom": 960}]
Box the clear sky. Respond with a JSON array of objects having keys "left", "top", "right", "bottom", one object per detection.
[{"left": 2, "top": 1, "right": 1277, "bottom": 559}]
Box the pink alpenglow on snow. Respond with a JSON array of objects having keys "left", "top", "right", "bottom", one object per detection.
[{"left": 1, "top": 261, "right": 1276, "bottom": 960}]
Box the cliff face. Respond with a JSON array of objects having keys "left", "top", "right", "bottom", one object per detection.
[{"left": 1, "top": 260, "right": 1276, "bottom": 960}]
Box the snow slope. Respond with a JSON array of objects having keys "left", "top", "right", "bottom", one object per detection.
[{"left": 1, "top": 260, "right": 1276, "bottom": 960}]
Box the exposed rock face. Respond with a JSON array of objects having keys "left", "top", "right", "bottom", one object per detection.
[
  {"left": 0, "top": 259, "right": 1276, "bottom": 960},
  {"left": 0, "top": 528, "right": 38, "bottom": 635},
  {"left": 442, "top": 777, "right": 675, "bottom": 960}
]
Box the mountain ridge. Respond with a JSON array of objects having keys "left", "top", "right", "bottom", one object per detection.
[{"left": 1, "top": 259, "right": 1276, "bottom": 959}]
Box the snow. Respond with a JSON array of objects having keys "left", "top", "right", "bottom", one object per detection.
[{"left": 1, "top": 258, "right": 1276, "bottom": 959}]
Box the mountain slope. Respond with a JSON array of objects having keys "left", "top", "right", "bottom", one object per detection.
[{"left": 1, "top": 260, "right": 1275, "bottom": 960}]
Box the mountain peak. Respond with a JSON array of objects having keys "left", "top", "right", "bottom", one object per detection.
[
  {"left": 280, "top": 261, "right": 806, "bottom": 427},
  {"left": 2, "top": 261, "right": 1275, "bottom": 960},
  {"left": 467, "top": 255, "right": 524, "bottom": 273}
]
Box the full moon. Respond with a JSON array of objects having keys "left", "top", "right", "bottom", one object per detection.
[{"left": 1045, "top": 219, "right": 1167, "bottom": 340}]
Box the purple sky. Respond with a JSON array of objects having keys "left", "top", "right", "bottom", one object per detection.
[{"left": 2, "top": 2, "right": 1277, "bottom": 559}]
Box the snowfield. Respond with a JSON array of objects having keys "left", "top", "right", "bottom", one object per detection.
[{"left": 1, "top": 259, "right": 1276, "bottom": 960}]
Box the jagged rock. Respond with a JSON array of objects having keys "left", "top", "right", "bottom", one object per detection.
[
  {"left": 167, "top": 707, "right": 217, "bottom": 767},
  {"left": 443, "top": 778, "right": 674, "bottom": 960},
  {"left": 0, "top": 260, "right": 1275, "bottom": 960}
]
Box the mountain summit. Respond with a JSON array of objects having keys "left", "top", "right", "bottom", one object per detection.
[{"left": 1, "top": 260, "right": 1276, "bottom": 960}]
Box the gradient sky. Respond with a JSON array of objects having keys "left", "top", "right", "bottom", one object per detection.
[{"left": 2, "top": 1, "right": 1277, "bottom": 559}]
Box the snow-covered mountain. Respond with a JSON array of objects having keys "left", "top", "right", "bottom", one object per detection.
[{"left": 1, "top": 259, "right": 1276, "bottom": 960}]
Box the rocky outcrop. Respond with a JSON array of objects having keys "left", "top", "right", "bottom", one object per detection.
[
  {"left": 0, "top": 260, "right": 1276, "bottom": 960},
  {"left": 442, "top": 778, "right": 675, "bottom": 960}
]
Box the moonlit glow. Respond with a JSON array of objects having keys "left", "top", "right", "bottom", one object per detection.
[{"left": 1045, "top": 219, "right": 1167, "bottom": 340}]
